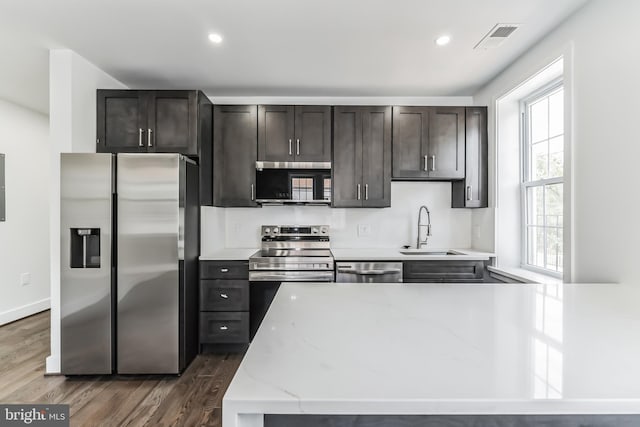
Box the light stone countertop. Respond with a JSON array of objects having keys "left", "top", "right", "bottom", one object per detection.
[
  {"left": 331, "top": 247, "right": 495, "bottom": 261},
  {"left": 200, "top": 248, "right": 495, "bottom": 261},
  {"left": 223, "top": 282, "right": 640, "bottom": 426},
  {"left": 199, "top": 248, "right": 258, "bottom": 261}
]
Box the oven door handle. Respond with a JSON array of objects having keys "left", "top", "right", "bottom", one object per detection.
[{"left": 337, "top": 269, "right": 401, "bottom": 275}]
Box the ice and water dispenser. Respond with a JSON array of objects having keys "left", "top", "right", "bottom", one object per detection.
[{"left": 70, "top": 228, "right": 101, "bottom": 268}]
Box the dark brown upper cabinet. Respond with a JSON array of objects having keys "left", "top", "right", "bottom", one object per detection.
[
  {"left": 333, "top": 106, "right": 391, "bottom": 208},
  {"left": 96, "top": 90, "right": 146, "bottom": 152},
  {"left": 258, "top": 105, "right": 331, "bottom": 162},
  {"left": 97, "top": 90, "right": 208, "bottom": 156},
  {"left": 213, "top": 105, "right": 258, "bottom": 208},
  {"left": 392, "top": 106, "right": 465, "bottom": 180},
  {"left": 96, "top": 89, "right": 213, "bottom": 205},
  {"left": 452, "top": 107, "right": 488, "bottom": 208}
]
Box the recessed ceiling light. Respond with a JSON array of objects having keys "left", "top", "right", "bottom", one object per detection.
[
  {"left": 435, "top": 35, "right": 451, "bottom": 46},
  {"left": 208, "top": 33, "right": 223, "bottom": 44}
]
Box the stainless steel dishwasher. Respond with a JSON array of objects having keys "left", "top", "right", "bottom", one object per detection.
[{"left": 336, "top": 262, "right": 403, "bottom": 283}]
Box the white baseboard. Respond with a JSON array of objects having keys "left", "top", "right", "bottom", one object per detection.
[
  {"left": 0, "top": 298, "right": 50, "bottom": 326},
  {"left": 46, "top": 354, "right": 61, "bottom": 375}
]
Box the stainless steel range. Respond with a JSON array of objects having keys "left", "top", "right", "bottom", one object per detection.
[
  {"left": 249, "top": 225, "right": 335, "bottom": 282},
  {"left": 248, "top": 225, "right": 334, "bottom": 339}
]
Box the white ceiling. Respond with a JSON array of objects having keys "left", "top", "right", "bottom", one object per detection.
[{"left": 0, "top": 0, "right": 590, "bottom": 114}]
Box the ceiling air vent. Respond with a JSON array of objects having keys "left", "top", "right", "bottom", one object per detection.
[{"left": 474, "top": 23, "right": 520, "bottom": 50}]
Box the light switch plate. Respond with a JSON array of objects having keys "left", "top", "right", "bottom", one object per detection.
[
  {"left": 357, "top": 224, "right": 372, "bottom": 237},
  {"left": 20, "top": 273, "right": 31, "bottom": 286}
]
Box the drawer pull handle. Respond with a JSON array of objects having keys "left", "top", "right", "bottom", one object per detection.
[
  {"left": 220, "top": 326, "right": 228, "bottom": 331},
  {"left": 220, "top": 268, "right": 229, "bottom": 273},
  {"left": 220, "top": 293, "right": 228, "bottom": 299}
]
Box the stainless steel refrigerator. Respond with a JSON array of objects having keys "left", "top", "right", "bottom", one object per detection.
[{"left": 60, "top": 153, "right": 199, "bottom": 375}]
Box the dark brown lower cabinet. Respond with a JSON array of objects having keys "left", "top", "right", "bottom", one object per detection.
[
  {"left": 265, "top": 414, "right": 640, "bottom": 427},
  {"left": 403, "top": 260, "right": 486, "bottom": 283},
  {"left": 199, "top": 261, "right": 250, "bottom": 350},
  {"left": 200, "top": 312, "right": 250, "bottom": 344}
]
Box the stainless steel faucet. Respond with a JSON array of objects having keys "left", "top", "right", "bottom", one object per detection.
[{"left": 416, "top": 205, "right": 432, "bottom": 249}]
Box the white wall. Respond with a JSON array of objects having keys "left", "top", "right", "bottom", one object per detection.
[
  {"left": 472, "top": 0, "right": 640, "bottom": 284},
  {"left": 202, "top": 182, "right": 472, "bottom": 251},
  {"left": 47, "top": 49, "right": 126, "bottom": 374},
  {"left": 0, "top": 100, "right": 50, "bottom": 325}
]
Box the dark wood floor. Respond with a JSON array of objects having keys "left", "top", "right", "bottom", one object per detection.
[{"left": 0, "top": 311, "right": 244, "bottom": 426}]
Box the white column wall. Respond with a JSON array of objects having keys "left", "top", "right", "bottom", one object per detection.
[{"left": 47, "top": 49, "right": 126, "bottom": 374}]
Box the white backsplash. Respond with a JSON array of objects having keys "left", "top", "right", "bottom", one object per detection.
[{"left": 201, "top": 182, "right": 472, "bottom": 253}]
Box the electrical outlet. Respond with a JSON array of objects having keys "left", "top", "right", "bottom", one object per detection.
[
  {"left": 357, "top": 224, "right": 372, "bottom": 237},
  {"left": 20, "top": 273, "right": 31, "bottom": 286}
]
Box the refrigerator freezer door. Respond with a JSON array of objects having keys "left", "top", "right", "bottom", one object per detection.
[
  {"left": 117, "top": 154, "right": 181, "bottom": 374},
  {"left": 60, "top": 153, "right": 113, "bottom": 375}
]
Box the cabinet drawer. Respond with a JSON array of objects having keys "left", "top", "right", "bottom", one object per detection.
[
  {"left": 200, "top": 312, "right": 249, "bottom": 344},
  {"left": 200, "top": 261, "right": 249, "bottom": 279},
  {"left": 200, "top": 280, "right": 249, "bottom": 311},
  {"left": 403, "top": 260, "right": 484, "bottom": 282}
]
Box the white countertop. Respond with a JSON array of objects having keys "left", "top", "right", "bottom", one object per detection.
[
  {"left": 199, "top": 248, "right": 258, "bottom": 261},
  {"left": 200, "top": 248, "right": 494, "bottom": 261},
  {"left": 223, "top": 282, "right": 640, "bottom": 425},
  {"left": 332, "top": 247, "right": 495, "bottom": 261}
]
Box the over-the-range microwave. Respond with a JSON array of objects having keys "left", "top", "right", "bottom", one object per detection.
[{"left": 255, "top": 161, "right": 331, "bottom": 205}]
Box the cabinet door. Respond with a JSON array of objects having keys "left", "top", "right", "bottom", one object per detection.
[
  {"left": 294, "top": 106, "right": 331, "bottom": 162},
  {"left": 146, "top": 91, "right": 197, "bottom": 155},
  {"left": 213, "top": 105, "right": 258, "bottom": 207},
  {"left": 96, "top": 90, "right": 146, "bottom": 153},
  {"left": 332, "top": 107, "right": 363, "bottom": 207},
  {"left": 392, "top": 106, "right": 430, "bottom": 179},
  {"left": 197, "top": 93, "right": 213, "bottom": 206},
  {"left": 258, "top": 105, "right": 294, "bottom": 161},
  {"left": 452, "top": 107, "right": 488, "bottom": 208},
  {"left": 362, "top": 107, "right": 391, "bottom": 207},
  {"left": 403, "top": 260, "right": 485, "bottom": 282},
  {"left": 427, "top": 107, "right": 465, "bottom": 179}
]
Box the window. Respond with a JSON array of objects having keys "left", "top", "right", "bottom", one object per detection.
[{"left": 521, "top": 81, "right": 564, "bottom": 277}]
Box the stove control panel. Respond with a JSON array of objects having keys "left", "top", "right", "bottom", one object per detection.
[{"left": 261, "top": 225, "right": 329, "bottom": 237}]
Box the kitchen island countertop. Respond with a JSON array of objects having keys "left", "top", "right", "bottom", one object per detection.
[{"left": 223, "top": 282, "right": 640, "bottom": 426}]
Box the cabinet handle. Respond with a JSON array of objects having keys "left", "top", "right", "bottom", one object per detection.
[
  {"left": 147, "top": 128, "right": 153, "bottom": 147},
  {"left": 467, "top": 185, "right": 472, "bottom": 201},
  {"left": 219, "top": 326, "right": 228, "bottom": 331},
  {"left": 251, "top": 184, "right": 255, "bottom": 201},
  {"left": 431, "top": 155, "right": 436, "bottom": 171},
  {"left": 138, "top": 128, "right": 144, "bottom": 147},
  {"left": 423, "top": 155, "right": 428, "bottom": 171},
  {"left": 365, "top": 184, "right": 369, "bottom": 200},
  {"left": 296, "top": 139, "right": 300, "bottom": 155},
  {"left": 357, "top": 184, "right": 361, "bottom": 200},
  {"left": 220, "top": 268, "right": 229, "bottom": 273},
  {"left": 220, "top": 293, "right": 229, "bottom": 299},
  {"left": 289, "top": 139, "right": 292, "bottom": 156}
]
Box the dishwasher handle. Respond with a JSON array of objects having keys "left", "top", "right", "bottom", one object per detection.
[{"left": 338, "top": 268, "right": 401, "bottom": 275}]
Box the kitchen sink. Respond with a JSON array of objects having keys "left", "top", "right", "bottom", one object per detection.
[{"left": 399, "top": 249, "right": 461, "bottom": 255}]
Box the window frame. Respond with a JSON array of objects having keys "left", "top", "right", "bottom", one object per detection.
[{"left": 520, "top": 78, "right": 564, "bottom": 278}]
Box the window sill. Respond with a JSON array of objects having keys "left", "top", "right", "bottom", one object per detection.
[{"left": 487, "top": 266, "right": 563, "bottom": 285}]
